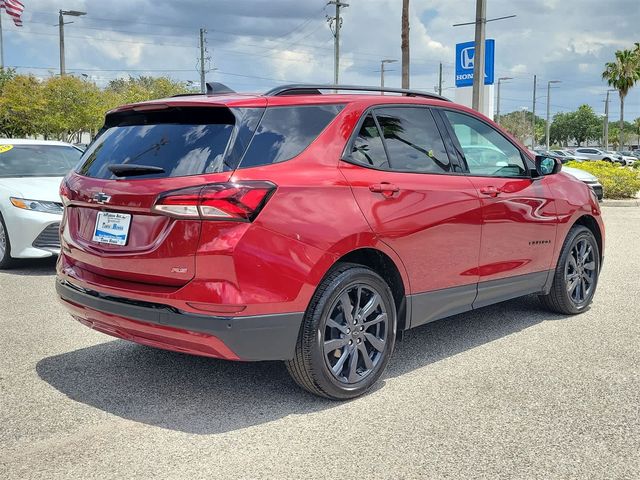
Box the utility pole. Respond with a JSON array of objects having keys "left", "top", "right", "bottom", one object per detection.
[
  {"left": 438, "top": 62, "right": 443, "bottom": 96},
  {"left": 453, "top": 6, "right": 515, "bottom": 114},
  {"left": 59, "top": 11, "right": 65, "bottom": 75},
  {"left": 199, "top": 28, "right": 206, "bottom": 93},
  {"left": 531, "top": 75, "right": 537, "bottom": 149},
  {"left": 495, "top": 76, "right": 512, "bottom": 124},
  {"left": 328, "top": 1, "right": 349, "bottom": 85},
  {"left": 545, "top": 79, "right": 561, "bottom": 149},
  {"left": 471, "top": 0, "right": 486, "bottom": 112},
  {"left": 58, "top": 9, "right": 86, "bottom": 76},
  {"left": 401, "top": 0, "right": 410, "bottom": 88}
]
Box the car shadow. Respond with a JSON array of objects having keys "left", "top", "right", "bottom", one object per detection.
[
  {"left": 36, "top": 295, "right": 568, "bottom": 435},
  {"left": 1, "top": 257, "right": 57, "bottom": 276}
]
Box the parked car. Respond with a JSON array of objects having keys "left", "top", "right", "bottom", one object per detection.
[
  {"left": 614, "top": 151, "right": 637, "bottom": 166},
  {"left": 536, "top": 149, "right": 573, "bottom": 164},
  {"left": 574, "top": 147, "right": 622, "bottom": 163},
  {"left": 562, "top": 166, "right": 604, "bottom": 200},
  {"left": 56, "top": 84, "right": 605, "bottom": 399},
  {"left": 604, "top": 151, "right": 628, "bottom": 166},
  {"left": 549, "top": 149, "right": 589, "bottom": 162},
  {"left": 0, "top": 139, "right": 82, "bottom": 268},
  {"left": 619, "top": 150, "right": 640, "bottom": 159}
]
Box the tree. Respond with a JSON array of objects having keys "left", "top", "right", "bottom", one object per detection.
[
  {"left": 499, "top": 110, "right": 541, "bottom": 145},
  {"left": 105, "top": 76, "right": 192, "bottom": 105},
  {"left": 0, "top": 74, "right": 46, "bottom": 138},
  {"left": 569, "top": 104, "right": 601, "bottom": 146},
  {"left": 549, "top": 112, "right": 573, "bottom": 147},
  {"left": 602, "top": 48, "right": 640, "bottom": 150},
  {"left": 0, "top": 67, "right": 16, "bottom": 92},
  {"left": 40, "top": 76, "right": 104, "bottom": 142},
  {"left": 401, "top": 0, "right": 410, "bottom": 88},
  {"left": 633, "top": 117, "right": 640, "bottom": 148}
]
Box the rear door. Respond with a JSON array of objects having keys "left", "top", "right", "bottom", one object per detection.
[
  {"left": 339, "top": 106, "right": 483, "bottom": 327},
  {"left": 61, "top": 105, "right": 264, "bottom": 286},
  {"left": 439, "top": 108, "right": 558, "bottom": 306}
]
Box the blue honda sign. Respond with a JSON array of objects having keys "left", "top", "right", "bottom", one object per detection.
[{"left": 455, "top": 39, "right": 495, "bottom": 87}]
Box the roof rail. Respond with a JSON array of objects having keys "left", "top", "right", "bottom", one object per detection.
[{"left": 264, "top": 84, "right": 450, "bottom": 101}]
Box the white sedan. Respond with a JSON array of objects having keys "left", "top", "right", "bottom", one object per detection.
[{"left": 0, "top": 139, "right": 83, "bottom": 268}]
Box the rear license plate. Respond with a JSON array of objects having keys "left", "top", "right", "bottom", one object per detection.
[{"left": 92, "top": 212, "right": 132, "bottom": 246}]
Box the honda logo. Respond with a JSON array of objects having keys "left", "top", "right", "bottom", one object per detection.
[
  {"left": 461, "top": 47, "right": 474, "bottom": 70},
  {"left": 92, "top": 192, "right": 111, "bottom": 204}
]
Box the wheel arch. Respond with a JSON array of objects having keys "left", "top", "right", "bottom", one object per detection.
[
  {"left": 330, "top": 247, "right": 410, "bottom": 331},
  {"left": 572, "top": 214, "right": 604, "bottom": 265}
]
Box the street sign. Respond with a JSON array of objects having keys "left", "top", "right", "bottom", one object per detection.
[{"left": 455, "top": 39, "right": 495, "bottom": 87}]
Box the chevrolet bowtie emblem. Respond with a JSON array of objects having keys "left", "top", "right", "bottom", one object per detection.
[{"left": 92, "top": 192, "right": 111, "bottom": 204}]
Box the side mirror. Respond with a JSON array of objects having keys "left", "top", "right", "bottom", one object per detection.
[{"left": 534, "top": 155, "right": 562, "bottom": 176}]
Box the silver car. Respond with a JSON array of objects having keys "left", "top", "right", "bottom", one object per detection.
[
  {"left": 562, "top": 165, "right": 604, "bottom": 201},
  {"left": 574, "top": 148, "right": 622, "bottom": 163}
]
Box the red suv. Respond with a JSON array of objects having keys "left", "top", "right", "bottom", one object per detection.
[{"left": 57, "top": 84, "right": 604, "bottom": 399}]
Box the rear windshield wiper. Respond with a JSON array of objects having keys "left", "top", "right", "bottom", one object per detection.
[{"left": 107, "top": 164, "right": 165, "bottom": 177}]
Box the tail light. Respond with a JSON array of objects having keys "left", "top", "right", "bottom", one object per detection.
[
  {"left": 152, "top": 181, "right": 276, "bottom": 222},
  {"left": 59, "top": 179, "right": 72, "bottom": 206}
]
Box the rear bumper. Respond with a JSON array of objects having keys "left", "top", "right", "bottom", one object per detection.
[{"left": 56, "top": 279, "right": 304, "bottom": 361}]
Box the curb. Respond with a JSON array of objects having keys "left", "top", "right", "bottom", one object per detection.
[{"left": 601, "top": 199, "right": 640, "bottom": 207}]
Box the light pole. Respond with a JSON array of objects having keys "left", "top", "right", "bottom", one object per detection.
[
  {"left": 495, "top": 76, "right": 512, "bottom": 124},
  {"left": 58, "top": 9, "right": 86, "bottom": 76},
  {"left": 380, "top": 59, "right": 397, "bottom": 92},
  {"left": 604, "top": 88, "right": 616, "bottom": 150},
  {"left": 545, "top": 80, "right": 561, "bottom": 149},
  {"left": 521, "top": 106, "right": 528, "bottom": 144}
]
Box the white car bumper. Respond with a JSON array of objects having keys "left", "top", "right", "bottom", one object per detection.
[{"left": 3, "top": 207, "right": 62, "bottom": 258}]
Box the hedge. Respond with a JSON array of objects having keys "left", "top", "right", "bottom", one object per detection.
[{"left": 565, "top": 161, "right": 640, "bottom": 199}]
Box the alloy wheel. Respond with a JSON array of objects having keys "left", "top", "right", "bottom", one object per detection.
[
  {"left": 565, "top": 237, "right": 596, "bottom": 305},
  {"left": 323, "top": 283, "right": 388, "bottom": 384}
]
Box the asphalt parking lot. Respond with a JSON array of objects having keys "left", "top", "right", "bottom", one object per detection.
[{"left": 1, "top": 205, "right": 638, "bottom": 480}]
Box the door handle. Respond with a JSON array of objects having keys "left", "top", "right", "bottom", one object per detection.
[
  {"left": 369, "top": 182, "right": 400, "bottom": 198},
  {"left": 479, "top": 186, "right": 501, "bottom": 197}
]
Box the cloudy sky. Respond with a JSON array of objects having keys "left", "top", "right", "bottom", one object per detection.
[{"left": 3, "top": 0, "right": 639, "bottom": 119}]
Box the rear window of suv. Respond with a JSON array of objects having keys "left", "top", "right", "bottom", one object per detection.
[{"left": 76, "top": 104, "right": 343, "bottom": 179}]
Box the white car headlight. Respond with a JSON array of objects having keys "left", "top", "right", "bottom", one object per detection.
[{"left": 9, "top": 197, "right": 63, "bottom": 214}]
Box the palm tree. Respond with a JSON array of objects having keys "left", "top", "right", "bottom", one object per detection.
[{"left": 602, "top": 49, "right": 640, "bottom": 150}]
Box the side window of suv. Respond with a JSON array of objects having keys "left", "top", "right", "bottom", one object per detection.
[
  {"left": 444, "top": 110, "right": 527, "bottom": 177},
  {"left": 374, "top": 107, "right": 452, "bottom": 173},
  {"left": 349, "top": 114, "right": 390, "bottom": 169}
]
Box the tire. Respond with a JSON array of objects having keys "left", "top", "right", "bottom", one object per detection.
[
  {"left": 539, "top": 225, "right": 600, "bottom": 314},
  {"left": 0, "top": 213, "right": 14, "bottom": 269},
  {"left": 285, "top": 262, "right": 397, "bottom": 400},
  {"left": 602, "top": 157, "right": 611, "bottom": 163}
]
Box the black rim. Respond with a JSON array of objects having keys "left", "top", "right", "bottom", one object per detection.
[
  {"left": 565, "top": 237, "right": 597, "bottom": 305},
  {"left": 323, "top": 283, "right": 388, "bottom": 384}
]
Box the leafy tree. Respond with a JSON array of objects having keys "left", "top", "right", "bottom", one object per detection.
[
  {"left": 0, "top": 74, "right": 46, "bottom": 138},
  {"left": 0, "top": 67, "right": 16, "bottom": 93},
  {"left": 498, "top": 110, "right": 543, "bottom": 145},
  {"left": 569, "top": 104, "right": 601, "bottom": 146},
  {"left": 549, "top": 112, "right": 573, "bottom": 147},
  {"left": 633, "top": 117, "right": 640, "bottom": 148},
  {"left": 602, "top": 48, "right": 640, "bottom": 149},
  {"left": 40, "top": 76, "right": 103, "bottom": 142},
  {"left": 105, "top": 76, "right": 192, "bottom": 105}
]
